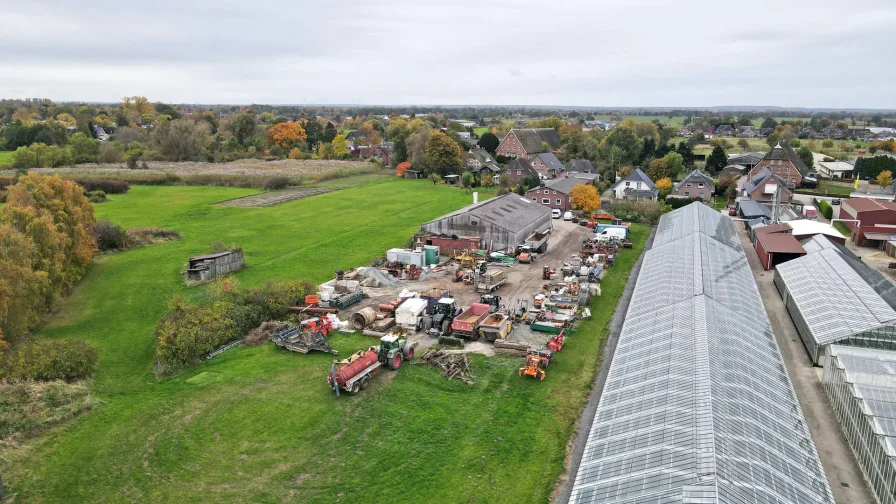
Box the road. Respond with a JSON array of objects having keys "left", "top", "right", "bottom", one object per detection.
[{"left": 736, "top": 224, "right": 875, "bottom": 504}]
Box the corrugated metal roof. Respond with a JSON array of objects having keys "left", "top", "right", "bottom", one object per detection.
[
  {"left": 421, "top": 193, "right": 551, "bottom": 233},
  {"left": 569, "top": 202, "right": 833, "bottom": 504}
]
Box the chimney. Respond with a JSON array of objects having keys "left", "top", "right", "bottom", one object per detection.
[{"left": 473, "top": 192, "right": 479, "bottom": 204}]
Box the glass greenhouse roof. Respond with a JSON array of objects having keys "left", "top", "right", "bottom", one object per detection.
[
  {"left": 569, "top": 203, "right": 833, "bottom": 504},
  {"left": 775, "top": 248, "right": 896, "bottom": 346}
]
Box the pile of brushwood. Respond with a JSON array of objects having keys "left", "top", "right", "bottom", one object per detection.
[{"left": 418, "top": 349, "right": 475, "bottom": 385}]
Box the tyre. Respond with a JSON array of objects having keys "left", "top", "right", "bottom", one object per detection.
[
  {"left": 389, "top": 352, "right": 403, "bottom": 370},
  {"left": 349, "top": 381, "right": 361, "bottom": 395},
  {"left": 360, "top": 376, "right": 370, "bottom": 390},
  {"left": 403, "top": 345, "right": 415, "bottom": 361},
  {"left": 441, "top": 320, "right": 451, "bottom": 336},
  {"left": 422, "top": 316, "right": 432, "bottom": 332}
]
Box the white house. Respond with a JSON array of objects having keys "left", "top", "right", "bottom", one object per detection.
[
  {"left": 609, "top": 168, "right": 659, "bottom": 200},
  {"left": 817, "top": 161, "right": 855, "bottom": 179}
]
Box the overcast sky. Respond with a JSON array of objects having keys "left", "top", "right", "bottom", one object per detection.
[{"left": 2, "top": 0, "right": 895, "bottom": 109}]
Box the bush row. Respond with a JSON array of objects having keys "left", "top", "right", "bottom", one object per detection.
[
  {"left": 73, "top": 178, "right": 130, "bottom": 194},
  {"left": 0, "top": 339, "right": 99, "bottom": 382},
  {"left": 818, "top": 199, "right": 833, "bottom": 219},
  {"left": 154, "top": 278, "right": 316, "bottom": 375}
]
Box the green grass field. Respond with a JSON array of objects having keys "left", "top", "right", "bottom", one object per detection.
[
  {"left": 4, "top": 178, "right": 648, "bottom": 503},
  {"left": 0, "top": 150, "right": 14, "bottom": 165}
]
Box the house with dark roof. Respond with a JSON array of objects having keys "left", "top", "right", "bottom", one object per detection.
[
  {"left": 715, "top": 124, "right": 735, "bottom": 137},
  {"left": 609, "top": 169, "right": 658, "bottom": 201},
  {"left": 351, "top": 145, "right": 390, "bottom": 166},
  {"left": 737, "top": 126, "right": 758, "bottom": 138},
  {"left": 669, "top": 169, "right": 715, "bottom": 201},
  {"left": 525, "top": 176, "right": 593, "bottom": 213},
  {"left": 721, "top": 164, "right": 748, "bottom": 179},
  {"left": 760, "top": 127, "right": 775, "bottom": 137},
  {"left": 531, "top": 152, "right": 564, "bottom": 178},
  {"left": 495, "top": 128, "right": 562, "bottom": 159},
  {"left": 743, "top": 166, "right": 793, "bottom": 204},
  {"left": 747, "top": 143, "right": 809, "bottom": 188},
  {"left": 466, "top": 149, "right": 495, "bottom": 171},
  {"left": 566, "top": 159, "right": 595, "bottom": 173},
  {"left": 504, "top": 157, "right": 539, "bottom": 184}
]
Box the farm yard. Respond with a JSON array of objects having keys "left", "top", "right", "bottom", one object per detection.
[{"left": 1, "top": 177, "right": 648, "bottom": 503}]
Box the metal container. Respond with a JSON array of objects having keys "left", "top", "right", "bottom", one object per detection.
[
  {"left": 350, "top": 307, "right": 377, "bottom": 330},
  {"left": 423, "top": 245, "right": 440, "bottom": 265},
  {"left": 330, "top": 349, "right": 378, "bottom": 389}
]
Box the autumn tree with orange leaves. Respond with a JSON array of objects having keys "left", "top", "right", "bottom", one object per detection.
[
  {"left": 570, "top": 184, "right": 600, "bottom": 213},
  {"left": 266, "top": 121, "right": 307, "bottom": 150},
  {"left": 396, "top": 161, "right": 411, "bottom": 177}
]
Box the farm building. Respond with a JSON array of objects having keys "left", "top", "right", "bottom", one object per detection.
[
  {"left": 774, "top": 246, "right": 896, "bottom": 365},
  {"left": 840, "top": 198, "right": 896, "bottom": 247},
  {"left": 823, "top": 345, "right": 896, "bottom": 504},
  {"left": 186, "top": 250, "right": 243, "bottom": 282},
  {"left": 419, "top": 194, "right": 552, "bottom": 253},
  {"left": 755, "top": 229, "right": 805, "bottom": 270},
  {"left": 569, "top": 203, "right": 833, "bottom": 504}
]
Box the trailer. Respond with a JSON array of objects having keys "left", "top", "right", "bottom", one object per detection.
[
  {"left": 451, "top": 303, "right": 491, "bottom": 340},
  {"left": 474, "top": 261, "right": 506, "bottom": 293},
  {"left": 395, "top": 298, "right": 429, "bottom": 332},
  {"left": 522, "top": 231, "right": 549, "bottom": 253},
  {"left": 419, "top": 288, "right": 451, "bottom": 315},
  {"left": 327, "top": 335, "right": 414, "bottom": 395},
  {"left": 477, "top": 313, "right": 513, "bottom": 342}
]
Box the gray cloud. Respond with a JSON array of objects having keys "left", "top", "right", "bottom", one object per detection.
[{"left": 1, "top": 0, "right": 895, "bottom": 108}]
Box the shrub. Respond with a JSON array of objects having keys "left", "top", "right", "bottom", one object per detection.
[
  {"left": 86, "top": 190, "right": 107, "bottom": 203},
  {"left": 609, "top": 199, "right": 665, "bottom": 224},
  {"left": 94, "top": 219, "right": 126, "bottom": 251},
  {"left": 263, "top": 176, "right": 290, "bottom": 191},
  {"left": 126, "top": 156, "right": 139, "bottom": 169},
  {"left": 664, "top": 197, "right": 704, "bottom": 209},
  {"left": 823, "top": 156, "right": 835, "bottom": 162},
  {"left": 0, "top": 380, "right": 95, "bottom": 444},
  {"left": 818, "top": 199, "right": 833, "bottom": 219},
  {"left": 0, "top": 189, "right": 6, "bottom": 203},
  {"left": 0, "top": 339, "right": 99, "bottom": 382},
  {"left": 73, "top": 178, "right": 130, "bottom": 194},
  {"left": 125, "top": 227, "right": 181, "bottom": 248}
]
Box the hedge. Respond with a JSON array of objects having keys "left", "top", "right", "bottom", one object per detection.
[
  {"left": 0, "top": 339, "right": 99, "bottom": 382},
  {"left": 818, "top": 199, "right": 833, "bottom": 219},
  {"left": 73, "top": 178, "right": 130, "bottom": 194}
]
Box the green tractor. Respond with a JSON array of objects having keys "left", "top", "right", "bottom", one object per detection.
[
  {"left": 377, "top": 334, "right": 415, "bottom": 369},
  {"left": 427, "top": 297, "right": 462, "bottom": 336}
]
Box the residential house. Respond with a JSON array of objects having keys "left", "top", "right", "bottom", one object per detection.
[
  {"left": 476, "top": 164, "right": 502, "bottom": 184},
  {"left": 525, "top": 176, "right": 594, "bottom": 213},
  {"left": 670, "top": 169, "right": 715, "bottom": 201},
  {"left": 747, "top": 143, "right": 809, "bottom": 188},
  {"left": 742, "top": 167, "right": 793, "bottom": 205},
  {"left": 466, "top": 149, "right": 495, "bottom": 171},
  {"left": 817, "top": 160, "right": 854, "bottom": 179},
  {"left": 840, "top": 198, "right": 896, "bottom": 247},
  {"left": 737, "top": 126, "right": 758, "bottom": 138},
  {"left": 609, "top": 169, "right": 658, "bottom": 201},
  {"left": 92, "top": 126, "right": 111, "bottom": 142},
  {"left": 514, "top": 120, "right": 528, "bottom": 127},
  {"left": 504, "top": 157, "right": 539, "bottom": 184},
  {"left": 531, "top": 152, "right": 564, "bottom": 178},
  {"left": 351, "top": 145, "right": 390, "bottom": 166},
  {"left": 566, "top": 159, "right": 596, "bottom": 173},
  {"left": 760, "top": 127, "right": 775, "bottom": 137},
  {"left": 495, "top": 128, "right": 562, "bottom": 159},
  {"left": 715, "top": 124, "right": 735, "bottom": 137},
  {"left": 455, "top": 131, "right": 471, "bottom": 140},
  {"left": 801, "top": 127, "right": 822, "bottom": 139}
]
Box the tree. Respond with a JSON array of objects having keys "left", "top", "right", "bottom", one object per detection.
[
  {"left": 153, "top": 119, "right": 210, "bottom": 161},
  {"left": 662, "top": 152, "right": 684, "bottom": 178},
  {"left": 877, "top": 170, "right": 893, "bottom": 190},
  {"left": 599, "top": 125, "right": 641, "bottom": 166},
  {"left": 478, "top": 132, "right": 500, "bottom": 154},
  {"left": 656, "top": 177, "right": 673, "bottom": 198},
  {"left": 396, "top": 161, "right": 411, "bottom": 177},
  {"left": 570, "top": 184, "right": 600, "bottom": 213},
  {"left": 761, "top": 117, "right": 778, "bottom": 129},
  {"left": 646, "top": 158, "right": 671, "bottom": 182},
  {"left": 228, "top": 113, "right": 257, "bottom": 146},
  {"left": 266, "top": 121, "right": 307, "bottom": 151},
  {"left": 424, "top": 131, "right": 464, "bottom": 176},
  {"left": 332, "top": 134, "right": 349, "bottom": 158},
  {"left": 706, "top": 145, "right": 728, "bottom": 174},
  {"left": 796, "top": 146, "right": 814, "bottom": 173},
  {"left": 737, "top": 138, "right": 749, "bottom": 152},
  {"left": 259, "top": 112, "right": 275, "bottom": 123},
  {"left": 461, "top": 171, "right": 475, "bottom": 189},
  {"left": 428, "top": 173, "right": 441, "bottom": 185},
  {"left": 822, "top": 139, "right": 834, "bottom": 149},
  {"left": 303, "top": 120, "right": 324, "bottom": 148},
  {"left": 676, "top": 142, "right": 695, "bottom": 166},
  {"left": 69, "top": 132, "right": 99, "bottom": 164},
  {"left": 322, "top": 122, "right": 337, "bottom": 143},
  {"left": 538, "top": 117, "right": 565, "bottom": 131}
]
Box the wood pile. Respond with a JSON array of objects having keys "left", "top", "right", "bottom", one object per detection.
[
  {"left": 418, "top": 349, "right": 475, "bottom": 385},
  {"left": 493, "top": 339, "right": 528, "bottom": 356}
]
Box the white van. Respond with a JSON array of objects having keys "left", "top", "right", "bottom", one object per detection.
[
  {"left": 563, "top": 211, "right": 573, "bottom": 221},
  {"left": 551, "top": 209, "right": 562, "bottom": 219},
  {"left": 595, "top": 227, "right": 627, "bottom": 242}
]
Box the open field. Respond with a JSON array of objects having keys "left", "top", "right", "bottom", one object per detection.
[
  {"left": 0, "top": 150, "right": 13, "bottom": 165},
  {"left": 3, "top": 178, "right": 648, "bottom": 503}
]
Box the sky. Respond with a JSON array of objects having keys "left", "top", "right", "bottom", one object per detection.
[{"left": 1, "top": 0, "right": 895, "bottom": 109}]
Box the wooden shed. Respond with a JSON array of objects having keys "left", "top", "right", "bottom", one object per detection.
[{"left": 186, "top": 250, "right": 243, "bottom": 282}]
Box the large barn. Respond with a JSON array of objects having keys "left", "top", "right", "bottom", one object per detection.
[{"left": 419, "top": 194, "right": 552, "bottom": 252}]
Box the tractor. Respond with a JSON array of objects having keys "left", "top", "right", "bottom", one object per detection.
[
  {"left": 427, "top": 297, "right": 462, "bottom": 336},
  {"left": 518, "top": 246, "right": 536, "bottom": 264},
  {"left": 479, "top": 294, "right": 502, "bottom": 313},
  {"left": 519, "top": 349, "right": 553, "bottom": 381},
  {"left": 377, "top": 334, "right": 415, "bottom": 370},
  {"left": 542, "top": 265, "right": 555, "bottom": 280}
]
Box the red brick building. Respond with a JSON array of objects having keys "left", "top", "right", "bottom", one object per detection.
[
  {"left": 747, "top": 143, "right": 809, "bottom": 188},
  {"left": 495, "top": 128, "right": 562, "bottom": 159},
  {"left": 504, "top": 157, "right": 539, "bottom": 184},
  {"left": 753, "top": 225, "right": 806, "bottom": 270},
  {"left": 742, "top": 167, "right": 793, "bottom": 204},
  {"left": 525, "top": 177, "right": 593, "bottom": 213},
  {"left": 840, "top": 198, "right": 896, "bottom": 246}
]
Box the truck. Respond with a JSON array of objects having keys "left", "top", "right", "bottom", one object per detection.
[
  {"left": 522, "top": 231, "right": 549, "bottom": 253},
  {"left": 595, "top": 227, "right": 627, "bottom": 242},
  {"left": 477, "top": 312, "right": 513, "bottom": 342},
  {"left": 419, "top": 287, "right": 451, "bottom": 315},
  {"left": 395, "top": 298, "right": 429, "bottom": 332},
  {"left": 804, "top": 207, "right": 817, "bottom": 220},
  {"left": 474, "top": 261, "right": 506, "bottom": 293},
  {"left": 595, "top": 223, "right": 629, "bottom": 238},
  {"left": 451, "top": 303, "right": 491, "bottom": 340},
  {"left": 427, "top": 297, "right": 463, "bottom": 336},
  {"left": 327, "top": 334, "right": 414, "bottom": 395}
]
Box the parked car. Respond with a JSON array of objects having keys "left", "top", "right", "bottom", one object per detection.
[
  {"left": 728, "top": 207, "right": 737, "bottom": 216},
  {"left": 804, "top": 173, "right": 818, "bottom": 182},
  {"left": 563, "top": 211, "right": 573, "bottom": 221},
  {"left": 551, "top": 209, "right": 561, "bottom": 219},
  {"left": 831, "top": 198, "right": 841, "bottom": 205}
]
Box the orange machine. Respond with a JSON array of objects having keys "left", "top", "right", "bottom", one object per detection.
[{"left": 519, "top": 350, "right": 551, "bottom": 381}]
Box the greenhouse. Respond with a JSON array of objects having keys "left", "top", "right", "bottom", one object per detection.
[
  {"left": 822, "top": 345, "right": 896, "bottom": 504},
  {"left": 774, "top": 247, "right": 896, "bottom": 365},
  {"left": 569, "top": 203, "right": 833, "bottom": 504}
]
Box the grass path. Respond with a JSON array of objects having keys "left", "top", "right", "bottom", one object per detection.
[{"left": 4, "top": 179, "right": 648, "bottom": 503}]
